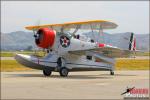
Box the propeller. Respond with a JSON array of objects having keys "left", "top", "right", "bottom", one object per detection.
[
  {"left": 32, "top": 19, "right": 46, "bottom": 56},
  {"left": 33, "top": 19, "right": 41, "bottom": 43}
]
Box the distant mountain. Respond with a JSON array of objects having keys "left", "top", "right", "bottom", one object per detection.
[
  {"left": 1, "top": 31, "right": 149, "bottom": 51},
  {"left": 1, "top": 31, "right": 36, "bottom": 50},
  {"left": 134, "top": 34, "right": 149, "bottom": 51}
]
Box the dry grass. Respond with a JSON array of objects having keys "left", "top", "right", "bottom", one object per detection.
[
  {"left": 115, "top": 59, "right": 149, "bottom": 70},
  {"left": 1, "top": 51, "right": 45, "bottom": 57},
  {"left": 0, "top": 59, "right": 149, "bottom": 72},
  {"left": 1, "top": 51, "right": 149, "bottom": 57},
  {"left": 1, "top": 60, "right": 34, "bottom": 72}
]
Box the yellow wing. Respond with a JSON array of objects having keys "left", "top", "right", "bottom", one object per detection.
[{"left": 25, "top": 20, "right": 118, "bottom": 31}]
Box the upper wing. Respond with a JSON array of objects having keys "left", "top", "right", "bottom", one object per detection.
[{"left": 25, "top": 20, "right": 118, "bottom": 31}]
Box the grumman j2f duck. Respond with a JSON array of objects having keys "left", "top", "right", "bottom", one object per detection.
[{"left": 15, "top": 20, "right": 136, "bottom": 77}]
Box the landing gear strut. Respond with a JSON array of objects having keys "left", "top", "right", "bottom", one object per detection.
[
  {"left": 43, "top": 69, "right": 52, "bottom": 76},
  {"left": 57, "top": 57, "right": 69, "bottom": 77}
]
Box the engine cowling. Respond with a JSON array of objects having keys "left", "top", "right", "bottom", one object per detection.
[{"left": 35, "top": 28, "right": 56, "bottom": 49}]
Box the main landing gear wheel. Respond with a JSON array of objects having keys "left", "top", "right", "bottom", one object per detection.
[
  {"left": 43, "top": 69, "right": 52, "bottom": 76},
  {"left": 59, "top": 67, "right": 69, "bottom": 77},
  {"left": 110, "top": 71, "right": 114, "bottom": 75}
]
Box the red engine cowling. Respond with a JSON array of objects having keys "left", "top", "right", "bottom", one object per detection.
[{"left": 35, "top": 28, "right": 56, "bottom": 49}]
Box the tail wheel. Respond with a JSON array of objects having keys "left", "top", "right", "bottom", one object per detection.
[
  {"left": 43, "top": 69, "right": 52, "bottom": 76},
  {"left": 110, "top": 71, "right": 114, "bottom": 75},
  {"left": 59, "top": 67, "right": 69, "bottom": 77}
]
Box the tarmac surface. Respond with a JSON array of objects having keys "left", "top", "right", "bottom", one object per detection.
[
  {"left": 1, "top": 70, "right": 149, "bottom": 99},
  {"left": 1, "top": 57, "right": 15, "bottom": 60}
]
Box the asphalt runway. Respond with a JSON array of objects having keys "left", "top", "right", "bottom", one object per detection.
[{"left": 1, "top": 71, "right": 149, "bottom": 99}]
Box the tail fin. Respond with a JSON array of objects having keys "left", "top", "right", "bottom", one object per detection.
[{"left": 115, "top": 32, "right": 136, "bottom": 50}]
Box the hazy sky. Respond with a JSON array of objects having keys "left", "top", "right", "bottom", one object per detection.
[{"left": 1, "top": 1, "right": 149, "bottom": 34}]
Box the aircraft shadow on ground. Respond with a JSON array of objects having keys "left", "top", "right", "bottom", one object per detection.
[
  {"left": 6, "top": 73, "right": 136, "bottom": 79},
  {"left": 100, "top": 74, "right": 136, "bottom": 76}
]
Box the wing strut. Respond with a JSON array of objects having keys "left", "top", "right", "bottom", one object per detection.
[
  {"left": 72, "top": 25, "right": 80, "bottom": 36},
  {"left": 99, "top": 24, "right": 105, "bottom": 43},
  {"left": 90, "top": 24, "right": 97, "bottom": 43}
]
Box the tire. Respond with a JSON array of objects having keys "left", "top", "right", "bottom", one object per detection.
[
  {"left": 43, "top": 69, "right": 52, "bottom": 76},
  {"left": 110, "top": 71, "right": 114, "bottom": 75},
  {"left": 59, "top": 67, "right": 69, "bottom": 77}
]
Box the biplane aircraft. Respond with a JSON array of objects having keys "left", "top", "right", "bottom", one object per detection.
[{"left": 15, "top": 20, "right": 136, "bottom": 77}]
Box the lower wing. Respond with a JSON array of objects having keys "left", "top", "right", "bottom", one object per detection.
[{"left": 69, "top": 46, "right": 132, "bottom": 58}]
